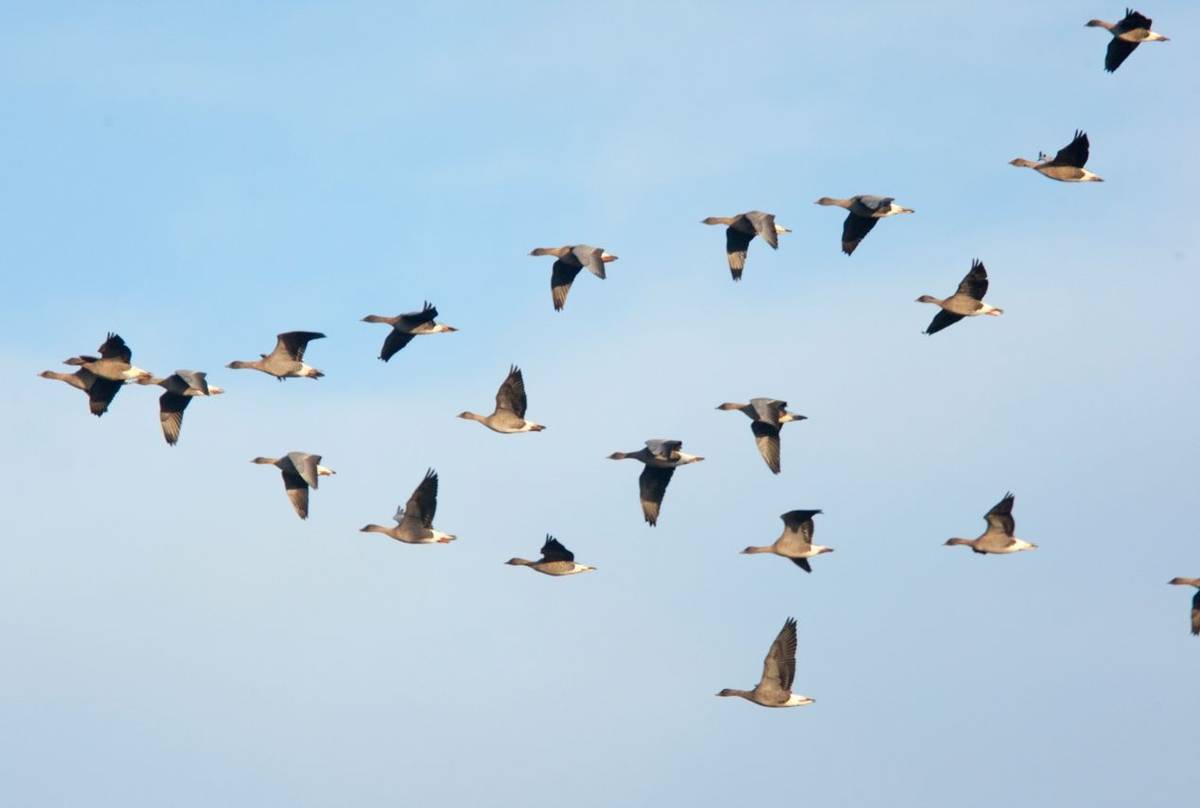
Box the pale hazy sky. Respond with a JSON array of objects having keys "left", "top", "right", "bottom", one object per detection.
[{"left": 2, "top": 2, "right": 1199, "bottom": 806}]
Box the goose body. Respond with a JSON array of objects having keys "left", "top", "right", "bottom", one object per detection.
[
  {"left": 917, "top": 259, "right": 1003, "bottom": 335},
  {"left": 717, "top": 617, "right": 814, "bottom": 708},
  {"left": 362, "top": 302, "right": 457, "bottom": 361},
  {"left": 458, "top": 365, "right": 545, "bottom": 433},
  {"left": 529, "top": 245, "right": 618, "bottom": 311},
  {"left": 716, "top": 398, "right": 805, "bottom": 474},
  {"left": 62, "top": 333, "right": 153, "bottom": 382},
  {"left": 252, "top": 452, "right": 335, "bottom": 520},
  {"left": 815, "top": 196, "right": 913, "bottom": 255},
  {"left": 1087, "top": 9, "right": 1169, "bottom": 72},
  {"left": 361, "top": 469, "right": 456, "bottom": 544},
  {"left": 742, "top": 510, "right": 832, "bottom": 572},
  {"left": 608, "top": 439, "right": 704, "bottom": 526},
  {"left": 1167, "top": 578, "right": 1200, "bottom": 636},
  {"left": 506, "top": 535, "right": 595, "bottom": 576},
  {"left": 944, "top": 493, "right": 1038, "bottom": 555},
  {"left": 1010, "top": 130, "right": 1103, "bottom": 182},
  {"left": 227, "top": 331, "right": 326, "bottom": 379},
  {"left": 137, "top": 370, "right": 225, "bottom": 445},
  {"left": 701, "top": 211, "right": 790, "bottom": 281}
]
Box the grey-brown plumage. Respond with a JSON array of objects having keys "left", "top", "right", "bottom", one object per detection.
[
  {"left": 529, "top": 245, "right": 618, "bottom": 311},
  {"left": 1010, "top": 131, "right": 1103, "bottom": 182},
  {"left": 137, "top": 370, "right": 225, "bottom": 445},
  {"left": 505, "top": 535, "right": 596, "bottom": 576},
  {"left": 716, "top": 617, "right": 814, "bottom": 708},
  {"left": 1167, "top": 578, "right": 1200, "bottom": 636},
  {"left": 62, "top": 332, "right": 153, "bottom": 382},
  {"left": 251, "top": 452, "right": 336, "bottom": 520},
  {"left": 700, "top": 211, "right": 790, "bottom": 281},
  {"left": 39, "top": 366, "right": 126, "bottom": 417},
  {"left": 944, "top": 493, "right": 1038, "bottom": 555},
  {"left": 741, "top": 510, "right": 832, "bottom": 573},
  {"left": 457, "top": 365, "right": 546, "bottom": 433},
  {"left": 1087, "top": 9, "right": 1169, "bottom": 72},
  {"left": 815, "top": 196, "right": 914, "bottom": 255},
  {"left": 916, "top": 260, "right": 1004, "bottom": 335},
  {"left": 716, "top": 398, "right": 806, "bottom": 474},
  {"left": 362, "top": 302, "right": 457, "bottom": 361},
  {"left": 360, "top": 468, "right": 456, "bottom": 544},
  {"left": 227, "top": 331, "right": 326, "bottom": 379},
  {"left": 607, "top": 439, "right": 704, "bottom": 526}
]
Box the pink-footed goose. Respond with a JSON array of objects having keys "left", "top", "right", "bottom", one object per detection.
[
  {"left": 62, "top": 333, "right": 153, "bottom": 382},
  {"left": 716, "top": 398, "right": 806, "bottom": 474},
  {"left": 742, "top": 511, "right": 832, "bottom": 573},
  {"left": 458, "top": 365, "right": 545, "bottom": 433},
  {"left": 700, "top": 211, "right": 791, "bottom": 281},
  {"left": 136, "top": 370, "right": 224, "bottom": 445},
  {"left": 1087, "top": 9, "right": 1168, "bottom": 72},
  {"left": 529, "top": 245, "right": 618, "bottom": 311},
  {"left": 607, "top": 439, "right": 704, "bottom": 526},
  {"left": 1167, "top": 578, "right": 1200, "bottom": 636},
  {"left": 251, "top": 452, "right": 336, "bottom": 520},
  {"left": 227, "top": 331, "right": 325, "bottom": 379},
  {"left": 506, "top": 535, "right": 595, "bottom": 576},
  {"left": 360, "top": 468, "right": 456, "bottom": 544},
  {"left": 1010, "top": 131, "right": 1103, "bottom": 182},
  {"left": 362, "top": 302, "right": 457, "bottom": 361},
  {"left": 717, "top": 617, "right": 814, "bottom": 708},
  {"left": 944, "top": 493, "right": 1038, "bottom": 555},
  {"left": 814, "top": 196, "right": 914, "bottom": 255},
  {"left": 916, "top": 259, "right": 1003, "bottom": 335}
]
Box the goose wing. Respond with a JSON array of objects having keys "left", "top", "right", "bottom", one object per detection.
[
  {"left": 97, "top": 333, "right": 132, "bottom": 362},
  {"left": 572, "top": 245, "right": 607, "bottom": 279},
  {"left": 273, "top": 331, "right": 325, "bottom": 361},
  {"left": 550, "top": 260, "right": 584, "bottom": 311},
  {"left": 286, "top": 452, "right": 321, "bottom": 489},
  {"left": 644, "top": 439, "right": 682, "bottom": 461},
  {"left": 1191, "top": 590, "right": 1200, "bottom": 636},
  {"left": 495, "top": 365, "right": 528, "bottom": 417},
  {"left": 87, "top": 373, "right": 123, "bottom": 416},
  {"left": 158, "top": 391, "right": 191, "bottom": 446},
  {"left": 1104, "top": 37, "right": 1140, "bottom": 72},
  {"left": 751, "top": 421, "right": 781, "bottom": 474},
  {"left": 540, "top": 535, "right": 574, "bottom": 563},
  {"left": 379, "top": 329, "right": 415, "bottom": 361},
  {"left": 1119, "top": 9, "right": 1152, "bottom": 31},
  {"left": 725, "top": 225, "right": 754, "bottom": 281},
  {"left": 956, "top": 260, "right": 988, "bottom": 300},
  {"left": 1047, "top": 131, "right": 1089, "bottom": 168},
  {"left": 841, "top": 212, "right": 879, "bottom": 256},
  {"left": 759, "top": 618, "right": 798, "bottom": 695},
  {"left": 401, "top": 468, "right": 438, "bottom": 528},
  {"left": 397, "top": 302, "right": 438, "bottom": 330},
  {"left": 281, "top": 472, "right": 310, "bottom": 519},
  {"left": 638, "top": 466, "right": 675, "bottom": 526},
  {"left": 924, "top": 309, "right": 965, "bottom": 335},
  {"left": 744, "top": 211, "right": 779, "bottom": 249}
]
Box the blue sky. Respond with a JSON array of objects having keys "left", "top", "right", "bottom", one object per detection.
[{"left": 3, "top": 1, "right": 1199, "bottom": 805}]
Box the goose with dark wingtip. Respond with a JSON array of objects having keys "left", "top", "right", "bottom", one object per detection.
[
  {"left": 529, "top": 245, "right": 618, "bottom": 311},
  {"left": 917, "top": 259, "right": 1004, "bottom": 335},
  {"left": 944, "top": 493, "right": 1038, "bottom": 554},
  {"left": 62, "top": 333, "right": 153, "bottom": 382},
  {"left": 1010, "top": 131, "right": 1103, "bottom": 182},
  {"left": 742, "top": 511, "right": 832, "bottom": 572},
  {"left": 136, "top": 370, "right": 224, "bottom": 445},
  {"left": 717, "top": 617, "right": 814, "bottom": 708},
  {"left": 506, "top": 535, "right": 595, "bottom": 576},
  {"left": 608, "top": 439, "right": 704, "bottom": 526},
  {"left": 716, "top": 398, "right": 806, "bottom": 474},
  {"left": 815, "top": 196, "right": 913, "bottom": 255},
  {"left": 360, "top": 468, "right": 456, "bottom": 544},
  {"left": 1167, "top": 578, "right": 1200, "bottom": 636},
  {"left": 458, "top": 365, "right": 545, "bottom": 433},
  {"left": 227, "top": 331, "right": 326, "bottom": 379},
  {"left": 701, "top": 211, "right": 791, "bottom": 281},
  {"left": 251, "top": 452, "right": 336, "bottom": 520},
  {"left": 362, "top": 303, "right": 457, "bottom": 361},
  {"left": 1087, "top": 8, "right": 1168, "bottom": 72}
]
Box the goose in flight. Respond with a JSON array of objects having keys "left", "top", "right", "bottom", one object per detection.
[
  {"left": 361, "top": 468, "right": 456, "bottom": 544},
  {"left": 742, "top": 511, "right": 832, "bottom": 572},
  {"left": 227, "top": 331, "right": 326, "bottom": 379},
  {"left": 716, "top": 398, "right": 806, "bottom": 474},
  {"left": 458, "top": 365, "right": 545, "bottom": 433},
  {"left": 1087, "top": 9, "right": 1168, "bottom": 72},
  {"left": 607, "top": 439, "right": 704, "bottom": 526},
  {"left": 916, "top": 259, "right": 1004, "bottom": 335},
  {"left": 39, "top": 366, "right": 126, "bottom": 417},
  {"left": 62, "top": 332, "right": 152, "bottom": 381},
  {"left": 251, "top": 452, "right": 336, "bottom": 520},
  {"left": 136, "top": 370, "right": 224, "bottom": 445},
  {"left": 701, "top": 211, "right": 791, "bottom": 281},
  {"left": 717, "top": 617, "right": 814, "bottom": 708},
  {"left": 1010, "top": 130, "right": 1103, "bottom": 182},
  {"left": 1167, "top": 578, "right": 1200, "bottom": 636},
  {"left": 529, "top": 245, "right": 618, "bottom": 311},
  {"left": 815, "top": 196, "right": 913, "bottom": 255},
  {"left": 944, "top": 493, "right": 1038, "bottom": 554},
  {"left": 506, "top": 535, "right": 595, "bottom": 576},
  {"left": 362, "top": 302, "right": 457, "bottom": 361}
]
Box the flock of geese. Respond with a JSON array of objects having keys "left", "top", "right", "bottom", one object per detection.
[{"left": 36, "top": 9, "right": 1193, "bottom": 709}]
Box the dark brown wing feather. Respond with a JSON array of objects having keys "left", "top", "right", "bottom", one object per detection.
[
  {"left": 1191, "top": 590, "right": 1200, "bottom": 636},
  {"left": 540, "top": 535, "right": 574, "bottom": 563},
  {"left": 379, "top": 329, "right": 415, "bottom": 361},
  {"left": 159, "top": 392, "right": 191, "bottom": 446},
  {"left": 725, "top": 227, "right": 754, "bottom": 282},
  {"left": 87, "top": 374, "right": 122, "bottom": 416},
  {"left": 984, "top": 492, "right": 1016, "bottom": 536},
  {"left": 841, "top": 213, "right": 878, "bottom": 255},
  {"left": 404, "top": 468, "right": 438, "bottom": 527},
  {"left": 550, "top": 260, "right": 583, "bottom": 311},
  {"left": 925, "top": 309, "right": 965, "bottom": 335},
  {"left": 750, "top": 421, "right": 781, "bottom": 474},
  {"left": 275, "top": 331, "right": 325, "bottom": 361},
  {"left": 495, "top": 365, "right": 528, "bottom": 417},
  {"left": 638, "top": 466, "right": 675, "bottom": 526},
  {"left": 282, "top": 471, "right": 310, "bottom": 519},
  {"left": 1048, "top": 131, "right": 1089, "bottom": 168},
  {"left": 956, "top": 260, "right": 988, "bottom": 300},
  {"left": 790, "top": 557, "right": 813, "bottom": 573},
  {"left": 98, "top": 333, "right": 132, "bottom": 362},
  {"left": 760, "top": 618, "right": 798, "bottom": 692}
]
